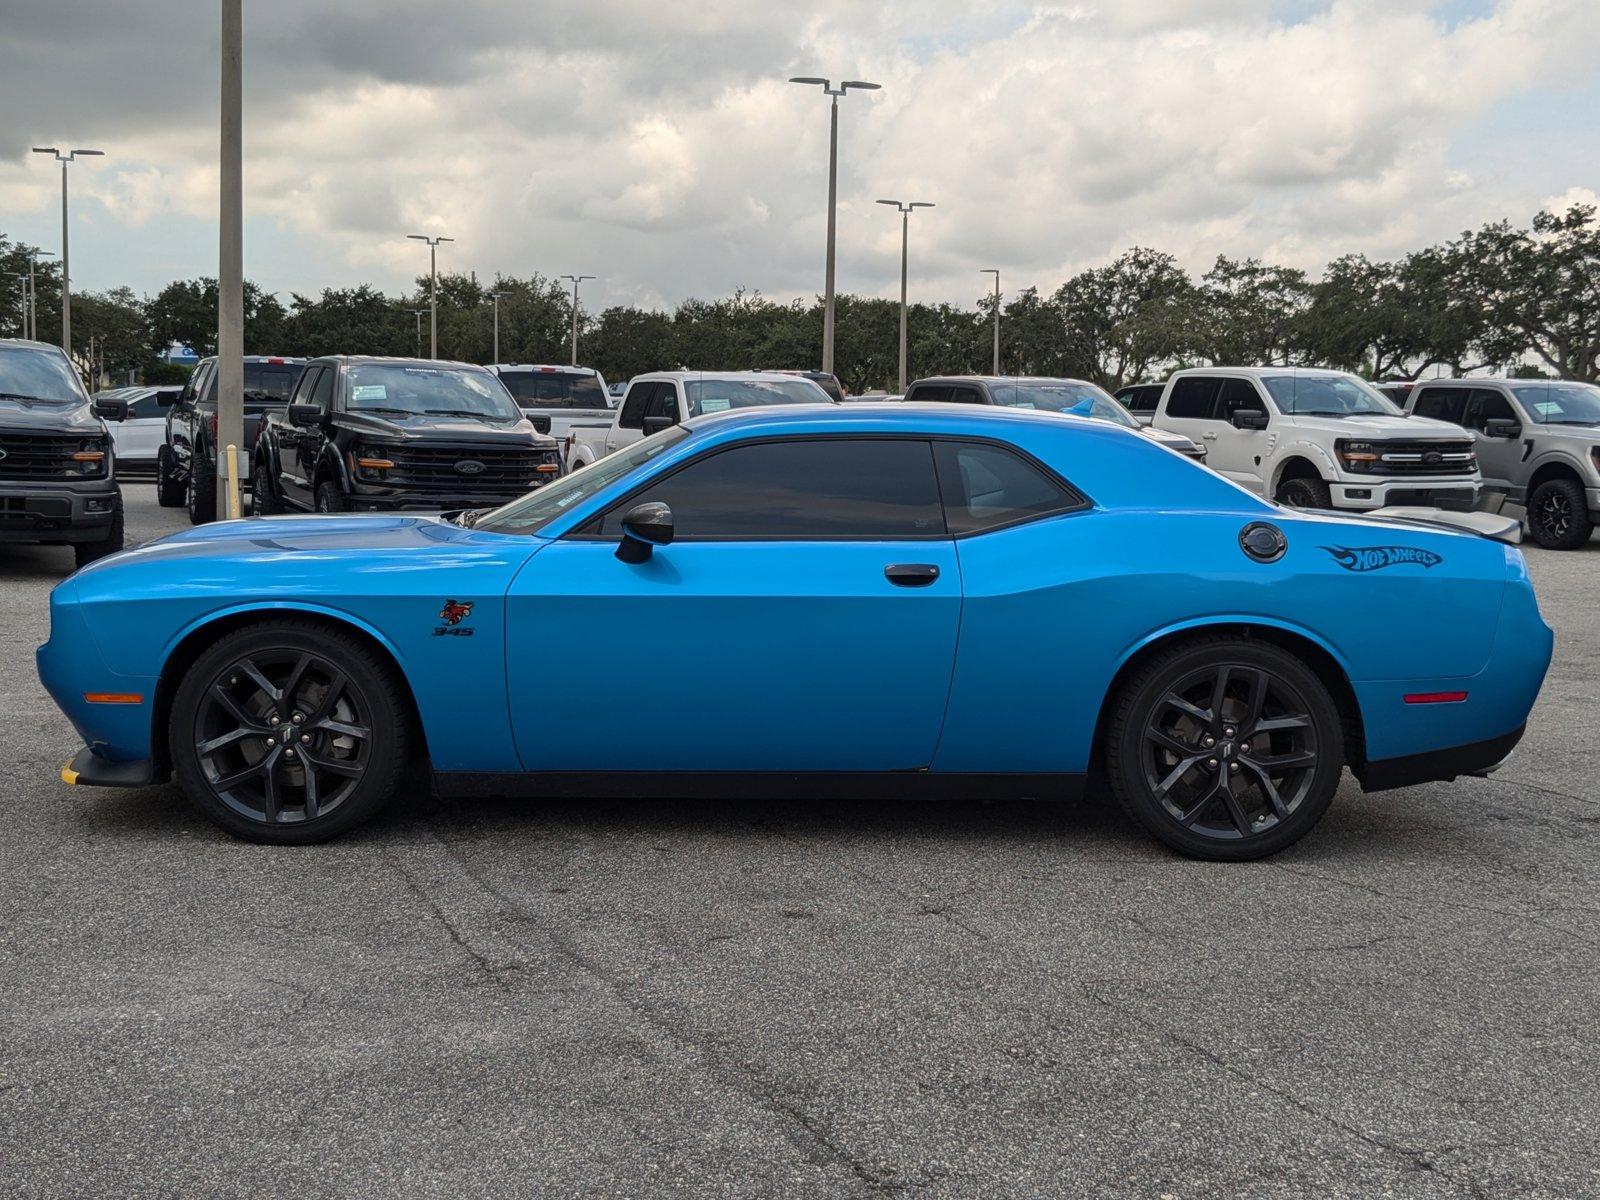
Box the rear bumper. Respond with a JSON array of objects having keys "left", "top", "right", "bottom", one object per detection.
[
  {"left": 1356, "top": 724, "right": 1524, "bottom": 793},
  {"left": 0, "top": 479, "right": 119, "bottom": 543}
]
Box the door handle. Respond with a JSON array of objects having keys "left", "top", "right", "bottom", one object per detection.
[{"left": 885, "top": 563, "right": 940, "bottom": 587}]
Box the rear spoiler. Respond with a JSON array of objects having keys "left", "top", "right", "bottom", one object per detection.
[{"left": 1362, "top": 506, "right": 1522, "bottom": 545}]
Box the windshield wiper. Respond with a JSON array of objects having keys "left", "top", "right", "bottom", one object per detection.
[
  {"left": 1540, "top": 419, "right": 1600, "bottom": 426},
  {"left": 426, "top": 408, "right": 510, "bottom": 422},
  {"left": 352, "top": 406, "right": 419, "bottom": 417},
  {"left": 0, "top": 392, "right": 67, "bottom": 407},
  {"left": 1292, "top": 410, "right": 1352, "bottom": 417}
]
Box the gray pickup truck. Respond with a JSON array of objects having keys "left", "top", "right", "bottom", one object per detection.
[{"left": 1405, "top": 377, "right": 1600, "bottom": 549}]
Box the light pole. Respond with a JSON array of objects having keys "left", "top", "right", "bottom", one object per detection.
[
  {"left": 876, "top": 199, "right": 933, "bottom": 392},
  {"left": 31, "top": 147, "right": 105, "bottom": 356},
  {"left": 561, "top": 275, "right": 593, "bottom": 366},
  {"left": 789, "top": 76, "right": 881, "bottom": 376},
  {"left": 980, "top": 269, "right": 1001, "bottom": 375},
  {"left": 407, "top": 233, "right": 453, "bottom": 358},
  {"left": 407, "top": 307, "right": 428, "bottom": 357},
  {"left": 217, "top": 0, "right": 245, "bottom": 517},
  {"left": 487, "top": 291, "right": 504, "bottom": 364}
]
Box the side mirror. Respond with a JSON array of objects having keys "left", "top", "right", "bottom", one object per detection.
[
  {"left": 288, "top": 403, "right": 323, "bottom": 428},
  {"left": 92, "top": 397, "right": 128, "bottom": 422},
  {"left": 1231, "top": 408, "right": 1269, "bottom": 430},
  {"left": 641, "top": 414, "right": 676, "bottom": 436},
  {"left": 1484, "top": 418, "right": 1521, "bottom": 439},
  {"left": 616, "top": 501, "right": 674, "bottom": 563}
]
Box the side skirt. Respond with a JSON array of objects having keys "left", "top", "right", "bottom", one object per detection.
[{"left": 433, "top": 770, "right": 1086, "bottom": 803}]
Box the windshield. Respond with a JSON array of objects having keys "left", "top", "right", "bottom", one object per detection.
[
  {"left": 242, "top": 362, "right": 303, "bottom": 406},
  {"left": 1510, "top": 382, "right": 1600, "bottom": 425},
  {"left": 345, "top": 363, "right": 522, "bottom": 420},
  {"left": 1261, "top": 374, "right": 1400, "bottom": 417},
  {"left": 0, "top": 345, "right": 87, "bottom": 407},
  {"left": 684, "top": 378, "right": 828, "bottom": 416},
  {"left": 500, "top": 370, "right": 610, "bottom": 409},
  {"left": 1002, "top": 380, "right": 1138, "bottom": 429},
  {"left": 474, "top": 426, "right": 691, "bottom": 535}
]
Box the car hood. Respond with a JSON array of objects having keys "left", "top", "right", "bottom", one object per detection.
[
  {"left": 0, "top": 398, "right": 104, "bottom": 435},
  {"left": 1526, "top": 421, "right": 1600, "bottom": 443},
  {"left": 1281, "top": 412, "right": 1466, "bottom": 440},
  {"left": 339, "top": 410, "right": 557, "bottom": 447}
]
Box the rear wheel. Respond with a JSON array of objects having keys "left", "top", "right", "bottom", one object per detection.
[
  {"left": 168, "top": 620, "right": 409, "bottom": 844},
  {"left": 1527, "top": 477, "right": 1592, "bottom": 550},
  {"left": 253, "top": 452, "right": 283, "bottom": 515},
  {"left": 1105, "top": 637, "right": 1344, "bottom": 861},
  {"left": 156, "top": 447, "right": 185, "bottom": 507},
  {"left": 314, "top": 480, "right": 347, "bottom": 513},
  {"left": 1275, "top": 475, "right": 1331, "bottom": 510},
  {"left": 187, "top": 451, "right": 217, "bottom": 524}
]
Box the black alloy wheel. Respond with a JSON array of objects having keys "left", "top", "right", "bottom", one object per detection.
[
  {"left": 170, "top": 621, "right": 408, "bottom": 843},
  {"left": 187, "top": 451, "right": 217, "bottom": 524},
  {"left": 1106, "top": 638, "right": 1343, "bottom": 860},
  {"left": 1527, "top": 477, "right": 1592, "bottom": 550},
  {"left": 314, "top": 480, "right": 346, "bottom": 513},
  {"left": 156, "top": 447, "right": 185, "bottom": 507},
  {"left": 1275, "top": 476, "right": 1331, "bottom": 510}
]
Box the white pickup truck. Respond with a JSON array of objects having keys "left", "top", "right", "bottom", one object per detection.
[
  {"left": 1152, "top": 366, "right": 1481, "bottom": 511},
  {"left": 491, "top": 364, "right": 613, "bottom": 445},
  {"left": 567, "top": 370, "right": 834, "bottom": 469}
]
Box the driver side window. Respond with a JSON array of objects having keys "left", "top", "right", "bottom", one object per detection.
[
  {"left": 1463, "top": 389, "right": 1514, "bottom": 432},
  {"left": 309, "top": 367, "right": 335, "bottom": 414},
  {"left": 643, "top": 384, "right": 679, "bottom": 424},
  {"left": 1215, "top": 378, "right": 1264, "bottom": 422}
]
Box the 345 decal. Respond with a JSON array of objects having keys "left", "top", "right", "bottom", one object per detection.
[
  {"left": 434, "top": 599, "right": 475, "bottom": 636},
  {"left": 1321, "top": 545, "right": 1442, "bottom": 572}
]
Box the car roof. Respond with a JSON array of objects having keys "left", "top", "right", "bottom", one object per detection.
[
  {"left": 1170, "top": 366, "right": 1353, "bottom": 379},
  {"left": 636, "top": 370, "right": 817, "bottom": 383},
  {"left": 909, "top": 375, "right": 1102, "bottom": 387},
  {"left": 491, "top": 363, "right": 599, "bottom": 375},
  {"left": 1405, "top": 377, "right": 1564, "bottom": 387},
  {"left": 681, "top": 399, "right": 1145, "bottom": 442},
  {"left": 309, "top": 355, "right": 492, "bottom": 370}
]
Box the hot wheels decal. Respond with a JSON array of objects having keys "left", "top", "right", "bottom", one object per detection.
[{"left": 1321, "top": 545, "right": 1442, "bottom": 572}]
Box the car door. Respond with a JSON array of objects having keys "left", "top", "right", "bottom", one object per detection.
[
  {"left": 606, "top": 381, "right": 655, "bottom": 453},
  {"left": 1206, "top": 377, "right": 1272, "bottom": 490},
  {"left": 272, "top": 365, "right": 320, "bottom": 507},
  {"left": 1461, "top": 387, "right": 1524, "bottom": 497},
  {"left": 1157, "top": 375, "right": 1226, "bottom": 465},
  {"left": 171, "top": 361, "right": 211, "bottom": 469},
  {"left": 505, "top": 436, "right": 961, "bottom": 772}
]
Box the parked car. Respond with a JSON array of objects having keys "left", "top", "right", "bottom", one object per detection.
[
  {"left": 254, "top": 356, "right": 562, "bottom": 514},
  {"left": 1405, "top": 377, "right": 1600, "bottom": 549},
  {"left": 156, "top": 355, "right": 306, "bottom": 523},
  {"left": 1371, "top": 380, "right": 1417, "bottom": 409},
  {"left": 490, "top": 364, "right": 612, "bottom": 447},
  {"left": 904, "top": 375, "right": 1208, "bottom": 462},
  {"left": 567, "top": 370, "right": 832, "bottom": 469},
  {"left": 0, "top": 339, "right": 124, "bottom": 566},
  {"left": 756, "top": 369, "right": 845, "bottom": 401},
  {"left": 98, "top": 385, "right": 180, "bottom": 474},
  {"left": 607, "top": 381, "right": 627, "bottom": 400},
  {"left": 1152, "top": 367, "right": 1480, "bottom": 511},
  {"left": 43, "top": 403, "right": 1550, "bottom": 861},
  {"left": 1113, "top": 382, "right": 1165, "bottom": 427}
]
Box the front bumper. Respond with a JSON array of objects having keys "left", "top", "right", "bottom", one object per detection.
[
  {"left": 1330, "top": 477, "right": 1479, "bottom": 512},
  {"left": 60, "top": 746, "right": 162, "bottom": 789},
  {"left": 0, "top": 478, "right": 119, "bottom": 543},
  {"left": 346, "top": 481, "right": 553, "bottom": 512}
]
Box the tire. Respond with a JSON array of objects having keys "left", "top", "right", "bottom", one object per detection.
[
  {"left": 1275, "top": 475, "right": 1332, "bottom": 510},
  {"left": 156, "top": 447, "right": 185, "bottom": 507},
  {"left": 187, "top": 450, "right": 217, "bottom": 525},
  {"left": 1104, "top": 636, "right": 1345, "bottom": 861},
  {"left": 253, "top": 452, "right": 283, "bottom": 516},
  {"left": 168, "top": 619, "right": 410, "bottom": 844},
  {"left": 314, "top": 480, "right": 347, "bottom": 513},
  {"left": 1527, "top": 477, "right": 1593, "bottom": 550},
  {"left": 73, "top": 493, "right": 125, "bottom": 568}
]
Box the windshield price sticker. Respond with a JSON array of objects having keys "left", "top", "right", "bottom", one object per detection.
[
  {"left": 351, "top": 385, "right": 388, "bottom": 401},
  {"left": 700, "top": 398, "right": 732, "bottom": 413}
]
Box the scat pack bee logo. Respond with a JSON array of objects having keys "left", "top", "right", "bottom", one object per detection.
[{"left": 434, "top": 599, "right": 475, "bottom": 636}]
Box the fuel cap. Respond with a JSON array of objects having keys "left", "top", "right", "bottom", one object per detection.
[{"left": 1239, "top": 521, "right": 1287, "bottom": 563}]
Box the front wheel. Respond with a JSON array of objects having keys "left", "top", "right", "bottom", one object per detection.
[
  {"left": 314, "top": 480, "right": 347, "bottom": 513},
  {"left": 187, "top": 451, "right": 217, "bottom": 525},
  {"left": 1105, "top": 637, "right": 1344, "bottom": 861},
  {"left": 1527, "top": 477, "right": 1593, "bottom": 550},
  {"left": 156, "top": 447, "right": 185, "bottom": 507},
  {"left": 168, "top": 620, "right": 410, "bottom": 844},
  {"left": 1275, "top": 475, "right": 1331, "bottom": 510},
  {"left": 253, "top": 452, "right": 283, "bottom": 515}
]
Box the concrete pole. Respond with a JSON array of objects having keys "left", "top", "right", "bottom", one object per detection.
[
  {"left": 897, "top": 209, "right": 908, "bottom": 393},
  {"left": 823, "top": 95, "right": 839, "bottom": 375},
  {"left": 59, "top": 161, "right": 70, "bottom": 354},
  {"left": 429, "top": 242, "right": 438, "bottom": 359},
  {"left": 570, "top": 280, "right": 579, "bottom": 366},
  {"left": 216, "top": 0, "right": 245, "bottom": 514}
]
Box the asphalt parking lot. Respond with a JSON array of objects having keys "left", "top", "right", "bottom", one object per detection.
[{"left": 2, "top": 491, "right": 1597, "bottom": 1199}]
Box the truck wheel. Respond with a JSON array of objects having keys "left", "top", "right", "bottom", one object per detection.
[
  {"left": 187, "top": 452, "right": 217, "bottom": 525},
  {"left": 314, "top": 481, "right": 347, "bottom": 513},
  {"left": 253, "top": 452, "right": 283, "bottom": 516},
  {"left": 156, "top": 447, "right": 185, "bottom": 507},
  {"left": 168, "top": 619, "right": 409, "bottom": 844},
  {"left": 1275, "top": 476, "right": 1331, "bottom": 510},
  {"left": 73, "top": 494, "right": 125, "bottom": 568},
  {"left": 1104, "top": 637, "right": 1344, "bottom": 861},
  {"left": 1527, "top": 477, "right": 1593, "bottom": 550}
]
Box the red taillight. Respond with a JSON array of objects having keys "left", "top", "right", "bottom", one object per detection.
[
  {"left": 266, "top": 356, "right": 285, "bottom": 364},
  {"left": 1404, "top": 691, "right": 1468, "bottom": 705}
]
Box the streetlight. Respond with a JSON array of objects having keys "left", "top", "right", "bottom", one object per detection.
[
  {"left": 876, "top": 199, "right": 933, "bottom": 392},
  {"left": 486, "top": 291, "right": 505, "bottom": 364},
  {"left": 789, "top": 76, "right": 881, "bottom": 376},
  {"left": 980, "top": 269, "right": 1001, "bottom": 375},
  {"left": 406, "top": 307, "right": 428, "bottom": 357},
  {"left": 561, "top": 275, "right": 594, "bottom": 366},
  {"left": 407, "top": 233, "right": 453, "bottom": 359},
  {"left": 31, "top": 147, "right": 105, "bottom": 356}
]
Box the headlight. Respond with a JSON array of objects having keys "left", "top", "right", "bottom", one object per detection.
[
  {"left": 73, "top": 438, "right": 108, "bottom": 477},
  {"left": 1336, "top": 440, "right": 1379, "bottom": 472},
  {"left": 350, "top": 443, "right": 396, "bottom": 480}
]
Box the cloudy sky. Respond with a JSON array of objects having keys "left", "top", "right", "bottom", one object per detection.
[{"left": 3, "top": 0, "right": 1599, "bottom": 314}]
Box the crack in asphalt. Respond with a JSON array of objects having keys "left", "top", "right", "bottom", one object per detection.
[{"left": 391, "top": 855, "right": 521, "bottom": 994}]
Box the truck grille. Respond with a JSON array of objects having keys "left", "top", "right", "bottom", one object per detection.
[
  {"left": 0, "top": 433, "right": 106, "bottom": 480},
  {"left": 1372, "top": 440, "right": 1475, "bottom": 476},
  {"left": 382, "top": 444, "right": 560, "bottom": 492}
]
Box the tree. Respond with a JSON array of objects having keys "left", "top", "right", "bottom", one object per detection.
[
  {"left": 282, "top": 286, "right": 414, "bottom": 358},
  {"left": 1194, "top": 256, "right": 1311, "bottom": 367},
  {"left": 146, "top": 277, "right": 289, "bottom": 358},
  {"left": 71, "top": 287, "right": 150, "bottom": 383},
  {"left": 1051, "top": 247, "right": 1196, "bottom": 389},
  {"left": 586, "top": 305, "right": 677, "bottom": 383}
]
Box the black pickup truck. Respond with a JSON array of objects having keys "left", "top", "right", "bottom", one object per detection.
[
  {"left": 156, "top": 354, "right": 306, "bottom": 523},
  {"left": 0, "top": 339, "right": 125, "bottom": 567},
  {"left": 254, "top": 356, "right": 562, "bottom": 513}
]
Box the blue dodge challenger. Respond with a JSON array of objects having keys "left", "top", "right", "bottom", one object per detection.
[{"left": 37, "top": 403, "right": 1552, "bottom": 860}]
